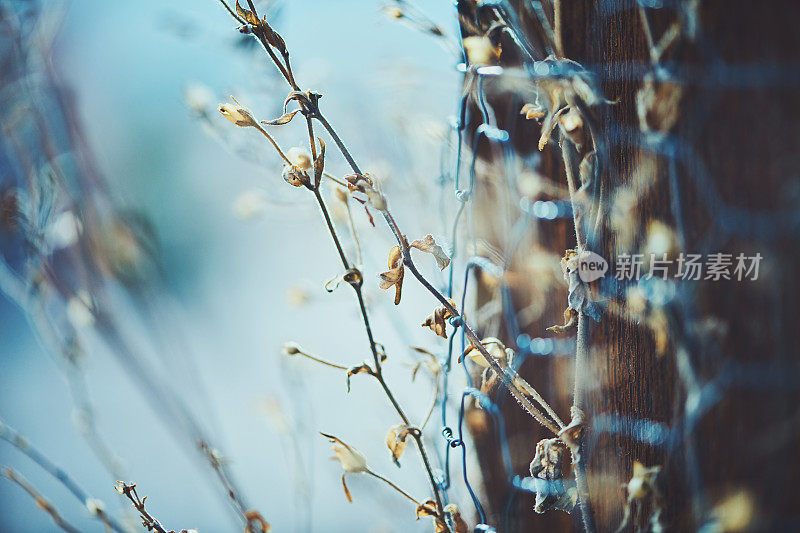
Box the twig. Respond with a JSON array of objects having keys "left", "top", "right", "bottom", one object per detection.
[
  {"left": 115, "top": 482, "right": 170, "bottom": 533},
  {"left": 0, "top": 417, "right": 125, "bottom": 532},
  {"left": 2, "top": 467, "right": 80, "bottom": 533},
  {"left": 366, "top": 469, "right": 421, "bottom": 506}
]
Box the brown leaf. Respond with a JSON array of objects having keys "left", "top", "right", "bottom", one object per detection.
[
  {"left": 244, "top": 510, "right": 271, "bottom": 533},
  {"left": 314, "top": 137, "right": 326, "bottom": 186},
  {"left": 444, "top": 504, "right": 469, "bottom": 533},
  {"left": 235, "top": 1, "right": 260, "bottom": 25},
  {"left": 521, "top": 102, "right": 546, "bottom": 120},
  {"left": 385, "top": 424, "right": 413, "bottom": 466},
  {"left": 421, "top": 299, "right": 457, "bottom": 339},
  {"left": 546, "top": 307, "right": 578, "bottom": 334},
  {"left": 529, "top": 438, "right": 578, "bottom": 514},
  {"left": 260, "top": 109, "right": 300, "bottom": 126},
  {"left": 346, "top": 363, "right": 373, "bottom": 392},
  {"left": 460, "top": 337, "right": 509, "bottom": 367},
  {"left": 379, "top": 246, "right": 404, "bottom": 305},
  {"left": 410, "top": 235, "right": 450, "bottom": 270},
  {"left": 415, "top": 499, "right": 438, "bottom": 520}
]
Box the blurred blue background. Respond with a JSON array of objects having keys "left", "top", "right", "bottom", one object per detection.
[{"left": 0, "top": 1, "right": 466, "bottom": 531}]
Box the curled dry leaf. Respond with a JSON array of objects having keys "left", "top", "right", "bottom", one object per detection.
[
  {"left": 460, "top": 337, "right": 510, "bottom": 367},
  {"left": 421, "top": 298, "right": 457, "bottom": 339},
  {"left": 444, "top": 503, "right": 469, "bottom": 533},
  {"left": 529, "top": 438, "right": 578, "bottom": 514},
  {"left": 558, "top": 406, "right": 586, "bottom": 454},
  {"left": 410, "top": 234, "right": 450, "bottom": 270},
  {"left": 521, "top": 102, "right": 547, "bottom": 120},
  {"left": 261, "top": 109, "right": 300, "bottom": 126},
  {"left": 346, "top": 363, "right": 373, "bottom": 392},
  {"left": 385, "top": 424, "right": 413, "bottom": 466},
  {"left": 379, "top": 246, "right": 404, "bottom": 305},
  {"left": 547, "top": 307, "right": 578, "bottom": 334},
  {"left": 244, "top": 510, "right": 271, "bottom": 533},
  {"left": 415, "top": 498, "right": 438, "bottom": 520},
  {"left": 313, "top": 137, "right": 326, "bottom": 186}
]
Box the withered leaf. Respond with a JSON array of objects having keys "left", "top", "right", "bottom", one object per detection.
[
  {"left": 244, "top": 510, "right": 271, "bottom": 533},
  {"left": 421, "top": 298, "right": 457, "bottom": 339},
  {"left": 529, "top": 438, "right": 577, "bottom": 514},
  {"left": 444, "top": 504, "right": 469, "bottom": 533},
  {"left": 313, "top": 137, "right": 326, "bottom": 186},
  {"left": 546, "top": 307, "right": 578, "bottom": 334},
  {"left": 260, "top": 109, "right": 300, "bottom": 126},
  {"left": 235, "top": 1, "right": 260, "bottom": 25},
  {"left": 521, "top": 102, "right": 547, "bottom": 120},
  {"left": 460, "top": 337, "right": 509, "bottom": 367},
  {"left": 558, "top": 406, "right": 586, "bottom": 454},
  {"left": 410, "top": 235, "right": 450, "bottom": 270},
  {"left": 346, "top": 363, "right": 373, "bottom": 392},
  {"left": 415, "top": 499, "right": 438, "bottom": 520},
  {"left": 379, "top": 246, "right": 404, "bottom": 305},
  {"left": 385, "top": 424, "right": 412, "bottom": 466}
]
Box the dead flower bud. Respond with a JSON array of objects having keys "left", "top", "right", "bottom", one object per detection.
[
  {"left": 85, "top": 498, "right": 105, "bottom": 516},
  {"left": 379, "top": 246, "right": 405, "bottom": 305},
  {"left": 385, "top": 424, "right": 413, "bottom": 466},
  {"left": 410, "top": 235, "right": 450, "bottom": 270},
  {"left": 529, "top": 438, "right": 578, "bottom": 514},
  {"left": 244, "top": 510, "right": 271, "bottom": 533},
  {"left": 281, "top": 341, "right": 302, "bottom": 356},
  {"left": 218, "top": 96, "right": 257, "bottom": 127},
  {"left": 287, "top": 147, "right": 312, "bottom": 171},
  {"left": 462, "top": 36, "right": 500, "bottom": 65},
  {"left": 444, "top": 504, "right": 470, "bottom": 533},
  {"left": 460, "top": 337, "right": 509, "bottom": 367},
  {"left": 320, "top": 432, "right": 369, "bottom": 502},
  {"left": 521, "top": 102, "right": 547, "bottom": 120},
  {"left": 617, "top": 461, "right": 663, "bottom": 532},
  {"left": 383, "top": 6, "right": 404, "bottom": 19},
  {"left": 421, "top": 298, "right": 458, "bottom": 339},
  {"left": 282, "top": 165, "right": 310, "bottom": 187}
]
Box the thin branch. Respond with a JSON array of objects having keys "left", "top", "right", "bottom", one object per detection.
[
  {"left": 366, "top": 468, "right": 421, "bottom": 506},
  {"left": 2, "top": 468, "right": 80, "bottom": 533}
]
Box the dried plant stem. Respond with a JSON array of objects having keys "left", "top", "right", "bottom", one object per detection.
[
  {"left": 116, "top": 482, "right": 169, "bottom": 533},
  {"left": 294, "top": 348, "right": 348, "bottom": 371},
  {"left": 2, "top": 468, "right": 80, "bottom": 533},
  {"left": 0, "top": 418, "right": 125, "bottom": 532},
  {"left": 311, "top": 182, "right": 446, "bottom": 519},
  {"left": 420, "top": 377, "right": 440, "bottom": 431},
  {"left": 562, "top": 137, "right": 597, "bottom": 533},
  {"left": 366, "top": 469, "right": 421, "bottom": 506}
]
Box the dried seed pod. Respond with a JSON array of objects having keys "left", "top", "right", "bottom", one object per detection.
[
  {"left": 521, "top": 102, "right": 547, "bottom": 120},
  {"left": 617, "top": 461, "right": 664, "bottom": 532},
  {"left": 282, "top": 165, "right": 310, "bottom": 187}
]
